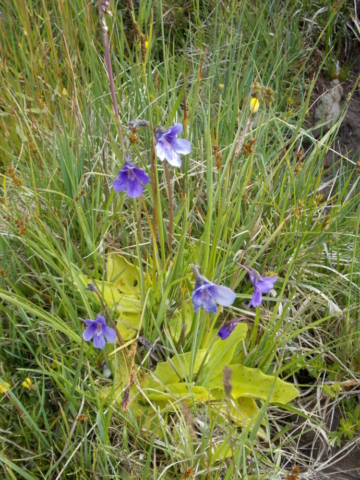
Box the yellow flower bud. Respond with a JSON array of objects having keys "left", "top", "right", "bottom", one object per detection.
[
  {"left": 22, "top": 378, "right": 32, "bottom": 389},
  {"left": 249, "top": 97, "right": 259, "bottom": 114},
  {"left": 219, "top": 83, "right": 224, "bottom": 90},
  {"left": 0, "top": 381, "right": 10, "bottom": 394}
]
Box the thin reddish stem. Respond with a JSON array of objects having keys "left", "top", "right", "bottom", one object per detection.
[{"left": 100, "top": 13, "right": 126, "bottom": 155}]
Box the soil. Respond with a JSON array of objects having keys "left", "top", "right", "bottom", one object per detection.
[
  {"left": 310, "top": 44, "right": 360, "bottom": 173},
  {"left": 297, "top": 43, "right": 360, "bottom": 480}
]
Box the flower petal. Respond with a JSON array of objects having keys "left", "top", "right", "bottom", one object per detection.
[
  {"left": 202, "top": 295, "right": 218, "bottom": 313},
  {"left": 164, "top": 147, "right": 182, "bottom": 167},
  {"left": 127, "top": 178, "right": 144, "bottom": 198},
  {"left": 93, "top": 334, "right": 106, "bottom": 349},
  {"left": 155, "top": 141, "right": 167, "bottom": 161},
  {"left": 96, "top": 316, "right": 107, "bottom": 326},
  {"left": 209, "top": 285, "right": 236, "bottom": 307},
  {"left": 103, "top": 326, "right": 117, "bottom": 343},
  {"left": 167, "top": 137, "right": 191, "bottom": 155},
  {"left": 156, "top": 140, "right": 182, "bottom": 167},
  {"left": 84, "top": 319, "right": 96, "bottom": 326},
  {"left": 166, "top": 123, "right": 183, "bottom": 137},
  {"left": 248, "top": 288, "right": 262, "bottom": 308},
  {"left": 133, "top": 168, "right": 150, "bottom": 185},
  {"left": 113, "top": 171, "right": 129, "bottom": 192},
  {"left": 256, "top": 276, "right": 277, "bottom": 293},
  {"left": 83, "top": 324, "right": 97, "bottom": 341},
  {"left": 191, "top": 287, "right": 204, "bottom": 313}
]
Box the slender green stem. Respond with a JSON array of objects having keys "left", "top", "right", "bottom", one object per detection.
[{"left": 164, "top": 162, "right": 173, "bottom": 252}]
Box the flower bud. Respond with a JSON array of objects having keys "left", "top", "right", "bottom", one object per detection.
[{"left": 249, "top": 97, "right": 259, "bottom": 114}]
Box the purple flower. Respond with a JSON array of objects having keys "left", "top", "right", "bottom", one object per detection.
[
  {"left": 155, "top": 123, "right": 191, "bottom": 168},
  {"left": 137, "top": 336, "right": 155, "bottom": 352},
  {"left": 113, "top": 159, "right": 150, "bottom": 198},
  {"left": 191, "top": 267, "right": 236, "bottom": 314},
  {"left": 218, "top": 318, "right": 245, "bottom": 340},
  {"left": 83, "top": 315, "right": 117, "bottom": 350},
  {"left": 239, "top": 265, "right": 276, "bottom": 308}
]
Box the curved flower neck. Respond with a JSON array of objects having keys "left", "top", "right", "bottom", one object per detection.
[
  {"left": 124, "top": 154, "right": 134, "bottom": 167},
  {"left": 155, "top": 126, "right": 167, "bottom": 137},
  {"left": 192, "top": 266, "right": 210, "bottom": 288},
  {"left": 238, "top": 263, "right": 260, "bottom": 282}
]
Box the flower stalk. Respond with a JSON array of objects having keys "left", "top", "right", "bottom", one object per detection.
[
  {"left": 99, "top": 10, "right": 126, "bottom": 156},
  {"left": 164, "top": 162, "right": 173, "bottom": 251},
  {"left": 234, "top": 97, "right": 259, "bottom": 157}
]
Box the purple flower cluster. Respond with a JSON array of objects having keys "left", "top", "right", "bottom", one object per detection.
[
  {"left": 95, "top": 119, "right": 278, "bottom": 347},
  {"left": 113, "top": 123, "right": 191, "bottom": 199},
  {"left": 189, "top": 265, "right": 277, "bottom": 340}
]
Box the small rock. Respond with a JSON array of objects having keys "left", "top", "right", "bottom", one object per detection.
[{"left": 313, "top": 80, "right": 343, "bottom": 137}]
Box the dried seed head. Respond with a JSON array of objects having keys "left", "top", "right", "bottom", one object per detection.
[
  {"left": 182, "top": 467, "right": 194, "bottom": 479},
  {"left": 243, "top": 141, "right": 255, "bottom": 156},
  {"left": 12, "top": 177, "right": 23, "bottom": 186},
  {"left": 294, "top": 161, "right": 303, "bottom": 173},
  {"left": 223, "top": 366, "right": 233, "bottom": 398},
  {"left": 356, "top": 160, "right": 360, "bottom": 175},
  {"left": 121, "top": 384, "right": 130, "bottom": 412},
  {"left": 128, "top": 133, "right": 138, "bottom": 145},
  {"left": 128, "top": 341, "right": 137, "bottom": 358},
  {"left": 154, "top": 72, "right": 159, "bottom": 90},
  {"left": 129, "top": 367, "right": 137, "bottom": 385}
]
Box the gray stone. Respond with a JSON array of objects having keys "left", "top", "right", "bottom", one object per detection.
[{"left": 313, "top": 80, "right": 344, "bottom": 136}]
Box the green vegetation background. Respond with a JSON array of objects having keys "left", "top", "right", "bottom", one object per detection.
[{"left": 0, "top": 0, "right": 359, "bottom": 478}]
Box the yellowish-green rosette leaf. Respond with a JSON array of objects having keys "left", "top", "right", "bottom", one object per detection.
[
  {"left": 107, "top": 253, "right": 141, "bottom": 295},
  {"left": 207, "top": 364, "right": 299, "bottom": 404}
]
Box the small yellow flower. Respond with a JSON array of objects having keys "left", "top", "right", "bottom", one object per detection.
[
  {"left": 249, "top": 97, "right": 259, "bottom": 114},
  {"left": 0, "top": 381, "right": 10, "bottom": 394},
  {"left": 22, "top": 378, "right": 32, "bottom": 389},
  {"left": 62, "top": 88, "right": 67, "bottom": 96},
  {"left": 145, "top": 40, "right": 148, "bottom": 49},
  {"left": 219, "top": 83, "right": 224, "bottom": 90}
]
